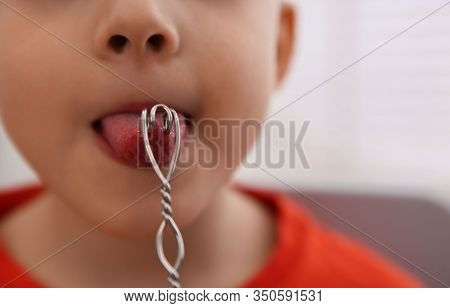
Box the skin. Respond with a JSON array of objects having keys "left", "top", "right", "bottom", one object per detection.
[{"left": 0, "top": 0, "right": 296, "bottom": 287}]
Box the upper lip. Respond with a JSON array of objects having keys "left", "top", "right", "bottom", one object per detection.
[{"left": 93, "top": 101, "right": 193, "bottom": 122}]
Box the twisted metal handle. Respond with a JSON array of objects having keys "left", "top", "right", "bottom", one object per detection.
[{"left": 140, "top": 105, "right": 185, "bottom": 288}]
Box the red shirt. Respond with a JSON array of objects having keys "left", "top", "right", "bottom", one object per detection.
[{"left": 0, "top": 184, "right": 422, "bottom": 288}]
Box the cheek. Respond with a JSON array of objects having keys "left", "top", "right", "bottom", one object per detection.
[
  {"left": 0, "top": 34, "right": 68, "bottom": 181},
  {"left": 0, "top": 13, "right": 94, "bottom": 181},
  {"left": 192, "top": 11, "right": 277, "bottom": 120},
  {"left": 189, "top": 14, "right": 277, "bottom": 168}
]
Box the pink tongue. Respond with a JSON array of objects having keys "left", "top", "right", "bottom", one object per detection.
[{"left": 101, "top": 112, "right": 186, "bottom": 168}]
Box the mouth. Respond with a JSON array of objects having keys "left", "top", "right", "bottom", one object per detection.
[{"left": 91, "top": 102, "right": 193, "bottom": 168}]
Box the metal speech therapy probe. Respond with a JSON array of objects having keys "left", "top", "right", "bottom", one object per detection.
[{"left": 140, "top": 104, "right": 185, "bottom": 288}]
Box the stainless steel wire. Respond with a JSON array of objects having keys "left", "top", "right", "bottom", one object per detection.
[{"left": 140, "top": 104, "right": 185, "bottom": 288}]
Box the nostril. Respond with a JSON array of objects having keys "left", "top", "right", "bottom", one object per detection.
[
  {"left": 147, "top": 34, "right": 165, "bottom": 52},
  {"left": 108, "top": 35, "right": 128, "bottom": 53}
]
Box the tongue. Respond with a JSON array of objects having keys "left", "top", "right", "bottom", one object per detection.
[{"left": 101, "top": 112, "right": 186, "bottom": 168}]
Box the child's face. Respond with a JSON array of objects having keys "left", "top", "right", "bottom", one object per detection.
[{"left": 0, "top": 0, "right": 295, "bottom": 237}]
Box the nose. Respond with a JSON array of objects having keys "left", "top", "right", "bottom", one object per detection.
[{"left": 93, "top": 1, "right": 180, "bottom": 61}]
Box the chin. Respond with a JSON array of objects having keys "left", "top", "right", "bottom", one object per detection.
[{"left": 77, "top": 191, "right": 201, "bottom": 240}]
